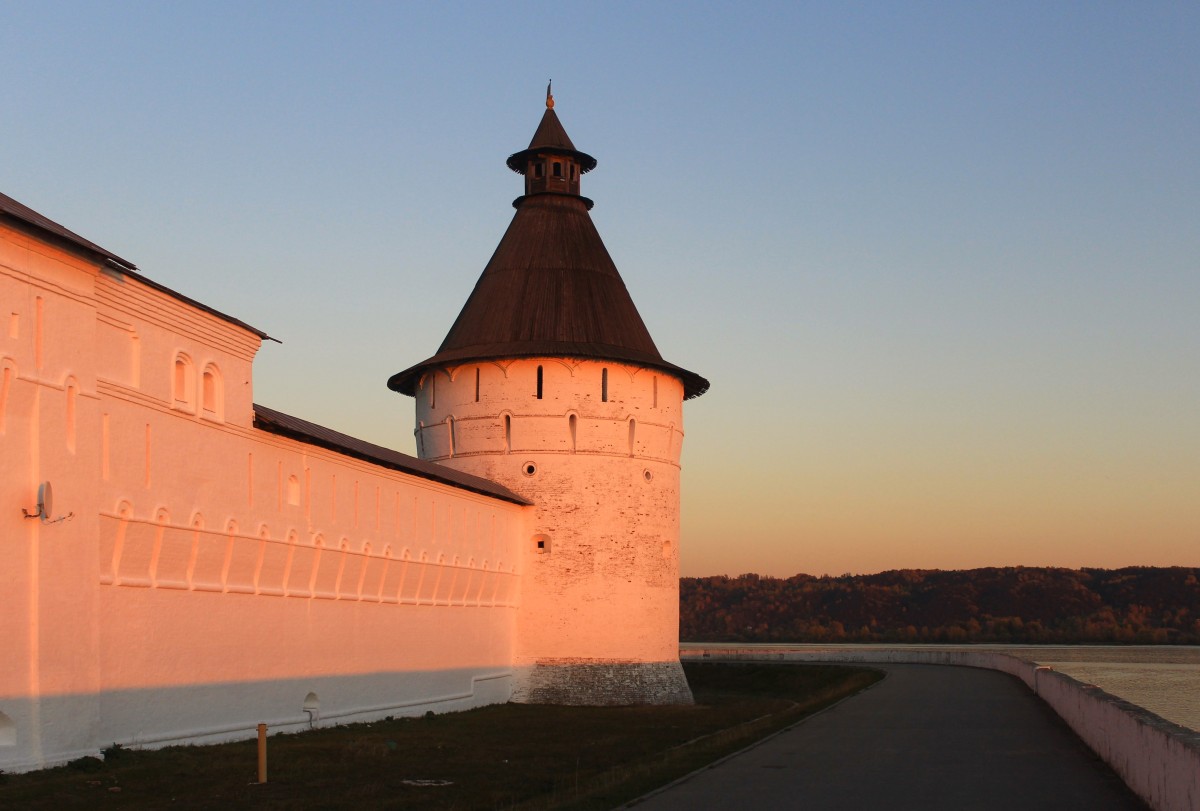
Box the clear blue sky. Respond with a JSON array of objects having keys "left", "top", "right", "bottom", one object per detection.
[{"left": 4, "top": 2, "right": 1197, "bottom": 576}]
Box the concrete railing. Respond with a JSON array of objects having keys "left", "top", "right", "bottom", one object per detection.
[{"left": 681, "top": 646, "right": 1200, "bottom": 811}]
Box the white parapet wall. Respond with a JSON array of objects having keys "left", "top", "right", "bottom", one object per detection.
[
  {"left": 681, "top": 647, "right": 1200, "bottom": 811},
  {"left": 0, "top": 213, "right": 533, "bottom": 773}
]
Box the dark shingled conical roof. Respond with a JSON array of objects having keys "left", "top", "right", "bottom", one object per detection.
[
  {"left": 389, "top": 101, "right": 708, "bottom": 399},
  {"left": 506, "top": 107, "right": 597, "bottom": 174}
]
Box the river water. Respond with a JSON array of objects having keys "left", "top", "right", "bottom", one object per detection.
[
  {"left": 682, "top": 643, "right": 1200, "bottom": 733},
  {"left": 1001, "top": 645, "right": 1200, "bottom": 733}
]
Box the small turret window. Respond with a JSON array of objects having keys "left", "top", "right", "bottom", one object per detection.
[
  {"left": 474, "top": 367, "right": 480, "bottom": 402},
  {"left": 536, "top": 365, "right": 543, "bottom": 399},
  {"left": 535, "top": 163, "right": 544, "bottom": 179},
  {"left": 552, "top": 162, "right": 562, "bottom": 178},
  {"left": 601, "top": 368, "right": 608, "bottom": 402}
]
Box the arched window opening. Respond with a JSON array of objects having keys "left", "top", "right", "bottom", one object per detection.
[
  {"left": 535, "top": 365, "right": 543, "bottom": 399},
  {"left": 628, "top": 418, "right": 637, "bottom": 457},
  {"left": 552, "top": 161, "right": 562, "bottom": 178},
  {"left": 503, "top": 413, "right": 512, "bottom": 453},
  {"left": 446, "top": 416, "right": 456, "bottom": 458},
  {"left": 474, "top": 367, "right": 480, "bottom": 402},
  {"left": 173, "top": 354, "right": 195, "bottom": 409},
  {"left": 429, "top": 374, "right": 436, "bottom": 408},
  {"left": 601, "top": 368, "right": 608, "bottom": 402},
  {"left": 568, "top": 413, "right": 577, "bottom": 452},
  {"left": 201, "top": 364, "right": 223, "bottom": 419}
]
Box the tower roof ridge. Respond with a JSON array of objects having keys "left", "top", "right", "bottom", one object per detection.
[{"left": 529, "top": 107, "right": 577, "bottom": 151}]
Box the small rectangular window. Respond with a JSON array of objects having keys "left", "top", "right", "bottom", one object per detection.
[
  {"left": 536, "top": 366, "right": 543, "bottom": 399},
  {"left": 553, "top": 162, "right": 562, "bottom": 178}
]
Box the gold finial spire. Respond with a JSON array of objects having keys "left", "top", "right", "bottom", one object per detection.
[{"left": 546, "top": 79, "right": 554, "bottom": 109}]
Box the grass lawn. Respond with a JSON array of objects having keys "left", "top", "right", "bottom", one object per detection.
[{"left": 0, "top": 662, "right": 882, "bottom": 810}]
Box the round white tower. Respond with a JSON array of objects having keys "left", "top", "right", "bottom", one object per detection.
[{"left": 389, "top": 91, "right": 708, "bottom": 704}]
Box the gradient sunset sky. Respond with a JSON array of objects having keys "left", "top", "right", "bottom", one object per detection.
[{"left": 3, "top": 3, "right": 1196, "bottom": 576}]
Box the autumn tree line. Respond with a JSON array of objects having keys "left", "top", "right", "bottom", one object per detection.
[{"left": 680, "top": 567, "right": 1200, "bottom": 645}]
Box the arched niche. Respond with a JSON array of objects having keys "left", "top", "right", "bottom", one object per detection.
[
  {"left": 201, "top": 363, "right": 223, "bottom": 420},
  {"left": 172, "top": 353, "right": 195, "bottom": 411}
]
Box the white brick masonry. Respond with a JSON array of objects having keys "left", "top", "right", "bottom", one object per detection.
[{"left": 416, "top": 358, "right": 693, "bottom": 704}]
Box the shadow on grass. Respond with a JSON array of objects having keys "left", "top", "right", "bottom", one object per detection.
[{"left": 0, "top": 663, "right": 881, "bottom": 811}]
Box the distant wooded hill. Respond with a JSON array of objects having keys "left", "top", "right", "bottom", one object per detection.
[{"left": 680, "top": 567, "right": 1200, "bottom": 644}]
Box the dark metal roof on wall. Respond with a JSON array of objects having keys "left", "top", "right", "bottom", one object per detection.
[
  {"left": 0, "top": 190, "right": 137, "bottom": 271},
  {"left": 1, "top": 189, "right": 274, "bottom": 341},
  {"left": 390, "top": 104, "right": 709, "bottom": 399},
  {"left": 254, "top": 404, "right": 530, "bottom": 505}
]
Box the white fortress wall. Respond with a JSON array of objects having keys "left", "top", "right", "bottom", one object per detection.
[
  {"left": 2, "top": 225, "right": 111, "bottom": 771},
  {"left": 417, "top": 358, "right": 691, "bottom": 704},
  {"left": 683, "top": 647, "right": 1200, "bottom": 811},
  {"left": 1, "top": 220, "right": 530, "bottom": 772},
  {"left": 93, "top": 425, "right": 526, "bottom": 753}
]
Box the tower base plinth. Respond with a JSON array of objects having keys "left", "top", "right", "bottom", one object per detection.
[{"left": 510, "top": 659, "right": 694, "bottom": 706}]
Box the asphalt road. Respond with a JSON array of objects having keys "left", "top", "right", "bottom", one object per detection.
[{"left": 626, "top": 663, "right": 1148, "bottom": 811}]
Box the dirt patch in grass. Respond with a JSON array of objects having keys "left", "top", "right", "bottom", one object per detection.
[{"left": 0, "top": 663, "right": 881, "bottom": 810}]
